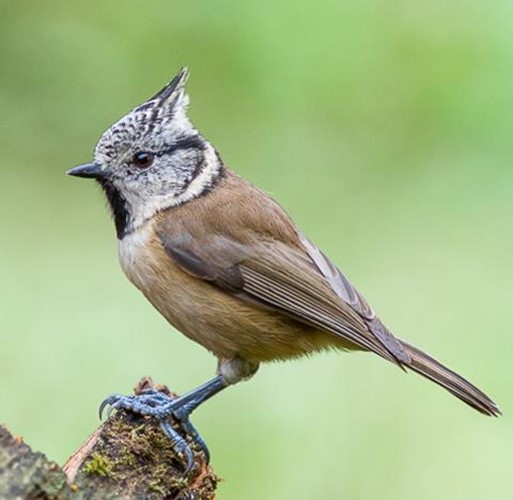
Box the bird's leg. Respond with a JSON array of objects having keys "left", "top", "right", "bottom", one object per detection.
[{"left": 99, "top": 357, "right": 259, "bottom": 472}]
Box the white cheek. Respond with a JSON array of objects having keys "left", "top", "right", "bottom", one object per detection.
[
  {"left": 125, "top": 190, "right": 166, "bottom": 230},
  {"left": 121, "top": 174, "right": 176, "bottom": 230},
  {"left": 123, "top": 144, "right": 220, "bottom": 228}
]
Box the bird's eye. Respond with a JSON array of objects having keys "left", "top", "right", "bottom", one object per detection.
[{"left": 132, "top": 151, "right": 154, "bottom": 169}]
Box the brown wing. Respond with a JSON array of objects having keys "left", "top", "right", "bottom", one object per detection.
[
  {"left": 158, "top": 228, "right": 408, "bottom": 365},
  {"left": 157, "top": 224, "right": 502, "bottom": 415},
  {"left": 298, "top": 233, "right": 410, "bottom": 363}
]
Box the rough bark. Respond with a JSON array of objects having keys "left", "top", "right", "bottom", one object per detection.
[{"left": 0, "top": 378, "right": 218, "bottom": 499}]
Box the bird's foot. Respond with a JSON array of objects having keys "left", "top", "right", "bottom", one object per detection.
[{"left": 99, "top": 389, "right": 209, "bottom": 473}]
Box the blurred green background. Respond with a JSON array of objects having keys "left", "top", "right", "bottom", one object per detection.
[{"left": 1, "top": 1, "right": 512, "bottom": 498}]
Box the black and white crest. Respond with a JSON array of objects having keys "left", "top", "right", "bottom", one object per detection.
[{"left": 91, "top": 68, "right": 223, "bottom": 238}]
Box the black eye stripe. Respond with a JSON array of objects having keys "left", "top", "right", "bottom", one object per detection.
[
  {"left": 155, "top": 136, "right": 206, "bottom": 157},
  {"left": 129, "top": 136, "right": 205, "bottom": 170}
]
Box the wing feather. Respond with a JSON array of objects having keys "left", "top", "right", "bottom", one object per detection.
[
  {"left": 158, "top": 229, "right": 406, "bottom": 363},
  {"left": 299, "top": 233, "right": 409, "bottom": 363}
]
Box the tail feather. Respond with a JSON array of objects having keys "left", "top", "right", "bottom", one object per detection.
[{"left": 400, "top": 340, "right": 501, "bottom": 417}]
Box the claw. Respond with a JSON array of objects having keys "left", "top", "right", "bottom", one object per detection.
[
  {"left": 160, "top": 421, "right": 195, "bottom": 473},
  {"left": 98, "top": 400, "right": 108, "bottom": 420},
  {"left": 97, "top": 389, "right": 208, "bottom": 472},
  {"left": 98, "top": 375, "right": 227, "bottom": 470},
  {"left": 179, "top": 419, "right": 210, "bottom": 464},
  {"left": 99, "top": 394, "right": 121, "bottom": 420}
]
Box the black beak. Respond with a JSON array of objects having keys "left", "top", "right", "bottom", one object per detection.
[{"left": 66, "top": 162, "right": 105, "bottom": 179}]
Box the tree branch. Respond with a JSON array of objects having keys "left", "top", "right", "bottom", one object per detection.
[{"left": 0, "top": 377, "right": 218, "bottom": 499}]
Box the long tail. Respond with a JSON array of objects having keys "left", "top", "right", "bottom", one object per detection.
[{"left": 400, "top": 340, "right": 501, "bottom": 417}]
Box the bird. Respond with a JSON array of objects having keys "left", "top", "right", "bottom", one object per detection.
[{"left": 67, "top": 68, "right": 500, "bottom": 469}]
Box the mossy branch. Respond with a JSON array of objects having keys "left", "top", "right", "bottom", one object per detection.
[{"left": 0, "top": 378, "right": 218, "bottom": 499}]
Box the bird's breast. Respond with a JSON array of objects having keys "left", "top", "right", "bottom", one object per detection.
[
  {"left": 117, "top": 221, "right": 207, "bottom": 336},
  {"left": 118, "top": 223, "right": 155, "bottom": 285}
]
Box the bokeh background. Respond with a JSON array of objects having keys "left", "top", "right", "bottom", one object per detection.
[{"left": 1, "top": 1, "right": 512, "bottom": 498}]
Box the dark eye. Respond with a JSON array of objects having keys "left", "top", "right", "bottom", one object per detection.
[{"left": 132, "top": 151, "right": 154, "bottom": 169}]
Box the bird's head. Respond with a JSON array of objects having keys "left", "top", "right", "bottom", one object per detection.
[{"left": 68, "top": 68, "right": 222, "bottom": 238}]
